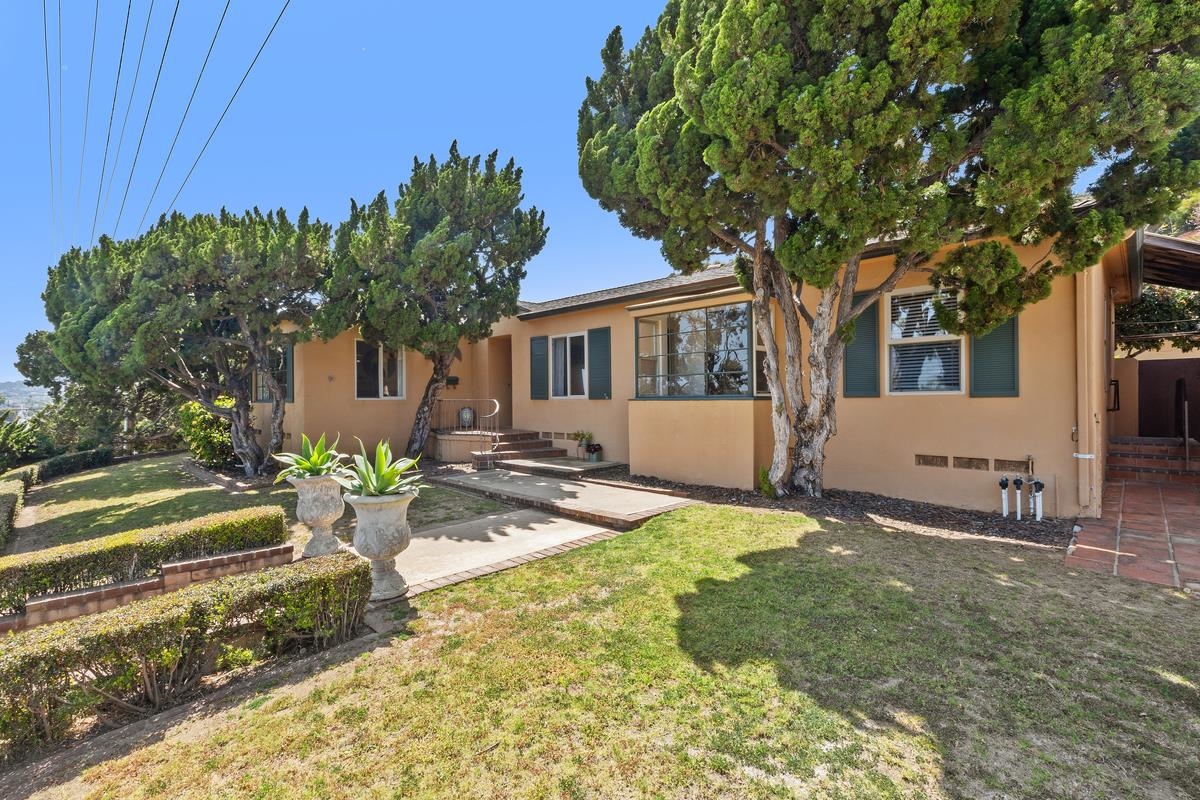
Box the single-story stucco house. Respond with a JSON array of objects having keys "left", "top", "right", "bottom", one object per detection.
[{"left": 252, "top": 230, "right": 1200, "bottom": 520}]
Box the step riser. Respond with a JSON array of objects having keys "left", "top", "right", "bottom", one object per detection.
[
  {"left": 1107, "top": 468, "right": 1200, "bottom": 485},
  {"left": 471, "top": 448, "right": 568, "bottom": 467},
  {"left": 1108, "top": 455, "right": 1200, "bottom": 472}
]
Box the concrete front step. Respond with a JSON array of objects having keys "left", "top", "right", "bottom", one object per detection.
[
  {"left": 497, "top": 457, "right": 623, "bottom": 479},
  {"left": 493, "top": 430, "right": 544, "bottom": 444},
  {"left": 471, "top": 447, "right": 568, "bottom": 467}
]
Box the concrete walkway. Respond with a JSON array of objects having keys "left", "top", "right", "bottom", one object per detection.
[
  {"left": 395, "top": 508, "right": 614, "bottom": 595},
  {"left": 1066, "top": 481, "right": 1200, "bottom": 590},
  {"left": 438, "top": 469, "right": 694, "bottom": 530}
]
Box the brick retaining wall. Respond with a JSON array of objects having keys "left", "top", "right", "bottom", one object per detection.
[{"left": 0, "top": 543, "right": 295, "bottom": 634}]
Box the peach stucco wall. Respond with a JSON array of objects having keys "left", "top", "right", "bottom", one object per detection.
[{"left": 253, "top": 329, "right": 481, "bottom": 454}]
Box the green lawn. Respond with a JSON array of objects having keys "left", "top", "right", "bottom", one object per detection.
[
  {"left": 40, "top": 505, "right": 1198, "bottom": 799},
  {"left": 8, "top": 454, "right": 505, "bottom": 552}
]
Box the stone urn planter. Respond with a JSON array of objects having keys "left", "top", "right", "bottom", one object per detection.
[
  {"left": 346, "top": 492, "right": 416, "bottom": 601},
  {"left": 289, "top": 475, "right": 346, "bottom": 557}
]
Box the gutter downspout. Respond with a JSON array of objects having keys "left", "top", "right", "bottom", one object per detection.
[{"left": 1075, "top": 270, "right": 1096, "bottom": 514}]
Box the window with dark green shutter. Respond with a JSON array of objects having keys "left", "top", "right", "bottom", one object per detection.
[
  {"left": 530, "top": 336, "right": 549, "bottom": 400},
  {"left": 587, "top": 327, "right": 612, "bottom": 399},
  {"left": 970, "top": 317, "right": 1019, "bottom": 397},
  {"left": 842, "top": 294, "right": 879, "bottom": 397}
]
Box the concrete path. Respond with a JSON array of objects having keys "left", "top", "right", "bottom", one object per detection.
[
  {"left": 1067, "top": 480, "right": 1200, "bottom": 590},
  {"left": 438, "top": 469, "right": 694, "bottom": 530},
  {"left": 395, "top": 508, "right": 612, "bottom": 591}
]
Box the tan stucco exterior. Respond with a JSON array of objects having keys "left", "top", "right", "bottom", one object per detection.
[{"left": 266, "top": 236, "right": 1139, "bottom": 520}]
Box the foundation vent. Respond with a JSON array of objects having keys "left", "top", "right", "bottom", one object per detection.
[
  {"left": 915, "top": 454, "right": 949, "bottom": 468},
  {"left": 953, "top": 457, "right": 990, "bottom": 471},
  {"left": 994, "top": 458, "right": 1031, "bottom": 473}
]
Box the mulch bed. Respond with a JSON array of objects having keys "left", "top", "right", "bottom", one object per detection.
[{"left": 587, "top": 465, "right": 1075, "bottom": 548}]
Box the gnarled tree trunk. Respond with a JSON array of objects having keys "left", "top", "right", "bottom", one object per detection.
[
  {"left": 226, "top": 396, "right": 266, "bottom": 477},
  {"left": 405, "top": 353, "right": 454, "bottom": 458}
]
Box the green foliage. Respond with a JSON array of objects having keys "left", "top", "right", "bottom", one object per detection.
[
  {"left": 0, "top": 551, "right": 370, "bottom": 755},
  {"left": 177, "top": 398, "right": 234, "bottom": 468},
  {"left": 27, "top": 378, "right": 180, "bottom": 454},
  {"left": 321, "top": 142, "right": 548, "bottom": 456},
  {"left": 272, "top": 433, "right": 348, "bottom": 483},
  {"left": 1115, "top": 285, "right": 1200, "bottom": 355},
  {"left": 340, "top": 439, "right": 425, "bottom": 497},
  {"left": 0, "top": 479, "right": 26, "bottom": 551},
  {"left": 41, "top": 207, "right": 332, "bottom": 476},
  {"left": 0, "top": 410, "right": 42, "bottom": 473},
  {"left": 15, "top": 331, "right": 70, "bottom": 402},
  {"left": 36, "top": 447, "right": 114, "bottom": 480},
  {"left": 757, "top": 467, "right": 775, "bottom": 498},
  {"left": 0, "top": 505, "right": 288, "bottom": 616},
  {"left": 930, "top": 242, "right": 1055, "bottom": 336}
]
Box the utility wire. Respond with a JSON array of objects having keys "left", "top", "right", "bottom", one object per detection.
[
  {"left": 165, "top": 0, "right": 292, "bottom": 214},
  {"left": 137, "top": 0, "right": 230, "bottom": 232},
  {"left": 99, "top": 0, "right": 156, "bottom": 234},
  {"left": 56, "top": 0, "right": 63, "bottom": 243},
  {"left": 74, "top": 0, "right": 101, "bottom": 242},
  {"left": 42, "top": 0, "right": 57, "bottom": 252},
  {"left": 90, "top": 0, "right": 133, "bottom": 245},
  {"left": 113, "top": 0, "right": 180, "bottom": 237}
]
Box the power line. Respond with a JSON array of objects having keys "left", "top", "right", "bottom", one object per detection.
[
  {"left": 113, "top": 0, "right": 180, "bottom": 238},
  {"left": 99, "top": 0, "right": 156, "bottom": 235},
  {"left": 89, "top": 0, "right": 133, "bottom": 245},
  {"left": 56, "top": 0, "right": 63, "bottom": 243},
  {"left": 41, "top": 0, "right": 57, "bottom": 252},
  {"left": 165, "top": 0, "right": 293, "bottom": 214},
  {"left": 137, "top": 0, "right": 230, "bottom": 232},
  {"left": 74, "top": 0, "right": 101, "bottom": 242}
]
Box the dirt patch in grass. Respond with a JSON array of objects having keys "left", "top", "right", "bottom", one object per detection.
[{"left": 7, "top": 505, "right": 1195, "bottom": 799}]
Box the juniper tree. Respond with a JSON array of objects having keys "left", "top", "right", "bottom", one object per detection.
[
  {"left": 321, "top": 143, "right": 548, "bottom": 457},
  {"left": 579, "top": 0, "right": 1200, "bottom": 496},
  {"left": 42, "top": 208, "right": 330, "bottom": 475}
]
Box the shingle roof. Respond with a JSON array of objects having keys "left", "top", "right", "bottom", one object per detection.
[{"left": 517, "top": 263, "right": 739, "bottom": 320}]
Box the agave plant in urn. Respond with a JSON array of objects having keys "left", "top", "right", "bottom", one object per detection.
[
  {"left": 274, "top": 433, "right": 350, "bottom": 557},
  {"left": 337, "top": 439, "right": 427, "bottom": 601}
]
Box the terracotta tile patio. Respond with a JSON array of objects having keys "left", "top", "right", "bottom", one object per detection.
[{"left": 1066, "top": 480, "right": 1200, "bottom": 590}]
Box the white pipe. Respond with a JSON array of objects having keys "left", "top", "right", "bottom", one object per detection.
[
  {"left": 1033, "top": 479, "right": 1045, "bottom": 522},
  {"left": 1000, "top": 476, "right": 1009, "bottom": 518},
  {"left": 1029, "top": 482, "right": 1036, "bottom": 516},
  {"left": 1014, "top": 478, "right": 1023, "bottom": 521}
]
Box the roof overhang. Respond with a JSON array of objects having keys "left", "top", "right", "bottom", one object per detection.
[{"left": 1138, "top": 232, "right": 1200, "bottom": 292}]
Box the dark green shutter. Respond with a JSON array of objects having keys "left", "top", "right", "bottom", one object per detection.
[
  {"left": 842, "top": 293, "right": 879, "bottom": 397},
  {"left": 530, "top": 336, "right": 549, "bottom": 400},
  {"left": 971, "top": 317, "right": 1019, "bottom": 397},
  {"left": 284, "top": 344, "right": 295, "bottom": 403},
  {"left": 587, "top": 327, "right": 612, "bottom": 399}
]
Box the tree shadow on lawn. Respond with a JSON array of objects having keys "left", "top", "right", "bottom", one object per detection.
[
  {"left": 0, "top": 603, "right": 419, "bottom": 799},
  {"left": 23, "top": 457, "right": 197, "bottom": 507},
  {"left": 674, "top": 519, "right": 1200, "bottom": 798}
]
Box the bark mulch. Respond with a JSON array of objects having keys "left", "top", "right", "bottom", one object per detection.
[{"left": 586, "top": 465, "right": 1075, "bottom": 548}]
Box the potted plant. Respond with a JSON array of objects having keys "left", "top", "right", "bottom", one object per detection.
[
  {"left": 338, "top": 439, "right": 426, "bottom": 601},
  {"left": 585, "top": 441, "right": 604, "bottom": 463},
  {"left": 572, "top": 430, "right": 593, "bottom": 458},
  {"left": 274, "top": 433, "right": 349, "bottom": 557}
]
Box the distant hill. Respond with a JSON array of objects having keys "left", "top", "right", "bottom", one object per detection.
[{"left": 0, "top": 381, "right": 52, "bottom": 418}]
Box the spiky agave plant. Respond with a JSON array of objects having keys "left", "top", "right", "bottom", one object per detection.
[
  {"left": 272, "top": 433, "right": 349, "bottom": 482},
  {"left": 338, "top": 439, "right": 426, "bottom": 496}
]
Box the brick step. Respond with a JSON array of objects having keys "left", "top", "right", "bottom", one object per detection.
[
  {"left": 1109, "top": 437, "right": 1200, "bottom": 458},
  {"left": 492, "top": 430, "right": 544, "bottom": 444},
  {"left": 1106, "top": 465, "right": 1200, "bottom": 485},
  {"left": 1107, "top": 453, "right": 1200, "bottom": 472},
  {"left": 471, "top": 447, "right": 568, "bottom": 467},
  {"left": 494, "top": 438, "right": 558, "bottom": 452}
]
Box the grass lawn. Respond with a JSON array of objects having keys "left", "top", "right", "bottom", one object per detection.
[
  {"left": 28, "top": 505, "right": 1198, "bottom": 799},
  {"left": 7, "top": 454, "right": 505, "bottom": 552}
]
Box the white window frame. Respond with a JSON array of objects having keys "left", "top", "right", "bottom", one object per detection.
[
  {"left": 753, "top": 329, "right": 771, "bottom": 397},
  {"left": 550, "top": 332, "right": 588, "bottom": 399},
  {"left": 354, "top": 340, "right": 406, "bottom": 400},
  {"left": 884, "top": 286, "right": 964, "bottom": 396}
]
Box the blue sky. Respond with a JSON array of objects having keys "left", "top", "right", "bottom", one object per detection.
[{"left": 0, "top": 1, "right": 667, "bottom": 382}]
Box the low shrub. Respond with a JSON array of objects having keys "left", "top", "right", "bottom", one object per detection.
[
  {"left": 0, "top": 479, "right": 25, "bottom": 550},
  {"left": 36, "top": 447, "right": 114, "bottom": 480},
  {"left": 0, "top": 551, "right": 370, "bottom": 755},
  {"left": 0, "top": 506, "right": 288, "bottom": 616},
  {"left": 177, "top": 399, "right": 235, "bottom": 467}
]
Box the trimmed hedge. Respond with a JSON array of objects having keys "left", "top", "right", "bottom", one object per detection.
[
  {"left": 0, "top": 506, "right": 288, "bottom": 616},
  {"left": 0, "top": 551, "right": 370, "bottom": 755},
  {"left": 0, "top": 479, "right": 25, "bottom": 551},
  {"left": 36, "top": 447, "right": 114, "bottom": 480}
]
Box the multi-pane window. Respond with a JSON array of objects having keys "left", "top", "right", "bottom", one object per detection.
[
  {"left": 754, "top": 331, "right": 770, "bottom": 396},
  {"left": 254, "top": 345, "right": 293, "bottom": 403},
  {"left": 886, "top": 288, "right": 962, "bottom": 393},
  {"left": 551, "top": 333, "right": 587, "bottom": 398},
  {"left": 636, "top": 302, "right": 753, "bottom": 398},
  {"left": 355, "top": 341, "right": 404, "bottom": 399}
]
